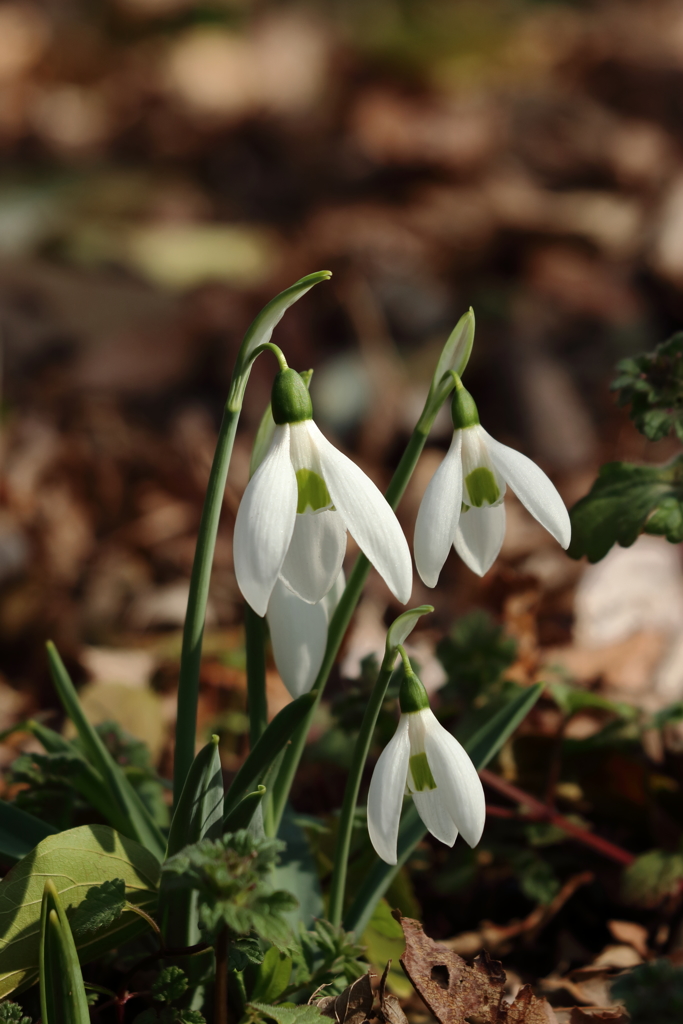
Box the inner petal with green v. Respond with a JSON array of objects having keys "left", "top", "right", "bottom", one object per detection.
[
  {"left": 409, "top": 751, "right": 437, "bottom": 792},
  {"left": 296, "top": 468, "right": 332, "bottom": 513},
  {"left": 465, "top": 466, "right": 500, "bottom": 507}
]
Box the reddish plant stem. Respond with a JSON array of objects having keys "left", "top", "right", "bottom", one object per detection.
[{"left": 480, "top": 768, "right": 635, "bottom": 866}]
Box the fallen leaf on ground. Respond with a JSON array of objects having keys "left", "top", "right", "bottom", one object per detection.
[
  {"left": 395, "top": 913, "right": 558, "bottom": 1023},
  {"left": 377, "top": 962, "right": 409, "bottom": 1024},
  {"left": 315, "top": 973, "right": 374, "bottom": 1024},
  {"left": 607, "top": 920, "right": 649, "bottom": 959}
]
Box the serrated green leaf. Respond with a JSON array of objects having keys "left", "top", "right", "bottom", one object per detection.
[
  {"left": 0, "top": 1001, "right": 31, "bottom": 1024},
  {"left": 229, "top": 935, "right": 264, "bottom": 972},
  {"left": 70, "top": 879, "right": 126, "bottom": 936},
  {"left": 611, "top": 332, "right": 683, "bottom": 441},
  {"left": 0, "top": 824, "right": 159, "bottom": 997},
  {"left": 249, "top": 1003, "right": 323, "bottom": 1024},
  {"left": 152, "top": 966, "right": 188, "bottom": 1003},
  {"left": 568, "top": 456, "right": 683, "bottom": 562}
]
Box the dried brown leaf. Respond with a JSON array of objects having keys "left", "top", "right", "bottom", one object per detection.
[
  {"left": 377, "top": 962, "right": 408, "bottom": 1024},
  {"left": 316, "top": 972, "right": 374, "bottom": 1024},
  {"left": 395, "top": 914, "right": 558, "bottom": 1023}
]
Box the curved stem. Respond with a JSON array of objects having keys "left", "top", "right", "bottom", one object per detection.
[
  {"left": 270, "top": 424, "right": 430, "bottom": 832},
  {"left": 327, "top": 653, "right": 396, "bottom": 927},
  {"left": 173, "top": 405, "right": 240, "bottom": 805}
]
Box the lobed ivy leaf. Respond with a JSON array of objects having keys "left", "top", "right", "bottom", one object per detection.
[
  {"left": 611, "top": 332, "right": 683, "bottom": 441},
  {"left": 568, "top": 455, "right": 683, "bottom": 562},
  {"left": 70, "top": 879, "right": 126, "bottom": 936}
]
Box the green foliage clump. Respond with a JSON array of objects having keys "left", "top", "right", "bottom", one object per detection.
[
  {"left": 133, "top": 966, "right": 205, "bottom": 1024},
  {"left": 162, "top": 831, "right": 297, "bottom": 945},
  {"left": 612, "top": 960, "right": 683, "bottom": 1023},
  {"left": 612, "top": 332, "right": 683, "bottom": 441},
  {"left": 292, "top": 919, "right": 366, "bottom": 994},
  {"left": 0, "top": 1001, "right": 31, "bottom": 1024},
  {"left": 437, "top": 610, "right": 517, "bottom": 704},
  {"left": 622, "top": 849, "right": 683, "bottom": 907}
]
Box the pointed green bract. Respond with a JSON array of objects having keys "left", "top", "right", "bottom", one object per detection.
[
  {"left": 465, "top": 467, "right": 500, "bottom": 507},
  {"left": 430, "top": 308, "right": 475, "bottom": 395},
  {"left": 385, "top": 605, "right": 433, "bottom": 663},
  {"left": 39, "top": 881, "right": 91, "bottom": 1024},
  {"left": 408, "top": 753, "right": 437, "bottom": 792}
]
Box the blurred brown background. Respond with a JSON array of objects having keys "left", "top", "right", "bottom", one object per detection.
[{"left": 1, "top": 0, "right": 683, "bottom": 778}]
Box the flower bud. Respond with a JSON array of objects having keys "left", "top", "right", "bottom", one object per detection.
[{"left": 271, "top": 368, "right": 313, "bottom": 425}]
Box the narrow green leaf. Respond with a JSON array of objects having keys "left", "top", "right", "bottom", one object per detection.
[
  {"left": 46, "top": 642, "right": 165, "bottom": 860},
  {"left": 249, "top": 1003, "right": 323, "bottom": 1024},
  {"left": 0, "top": 824, "right": 160, "bottom": 997},
  {"left": 0, "top": 800, "right": 56, "bottom": 864},
  {"left": 224, "top": 692, "right": 318, "bottom": 816},
  {"left": 39, "top": 880, "right": 90, "bottom": 1024},
  {"left": 160, "top": 736, "right": 224, "bottom": 947},
  {"left": 223, "top": 786, "right": 266, "bottom": 833},
  {"left": 343, "top": 683, "right": 544, "bottom": 935}
]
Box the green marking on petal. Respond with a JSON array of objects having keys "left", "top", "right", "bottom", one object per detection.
[
  {"left": 465, "top": 466, "right": 500, "bottom": 507},
  {"left": 296, "top": 468, "right": 332, "bottom": 513},
  {"left": 409, "top": 752, "right": 437, "bottom": 792}
]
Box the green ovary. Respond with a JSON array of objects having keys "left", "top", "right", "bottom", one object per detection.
[
  {"left": 409, "top": 752, "right": 437, "bottom": 792},
  {"left": 296, "top": 468, "right": 332, "bottom": 513},
  {"left": 465, "top": 467, "right": 500, "bottom": 507}
]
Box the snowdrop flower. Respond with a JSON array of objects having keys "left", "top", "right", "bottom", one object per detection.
[
  {"left": 367, "top": 651, "right": 485, "bottom": 864},
  {"left": 235, "top": 368, "right": 413, "bottom": 616},
  {"left": 267, "top": 572, "right": 345, "bottom": 698},
  {"left": 415, "top": 380, "right": 571, "bottom": 582}
]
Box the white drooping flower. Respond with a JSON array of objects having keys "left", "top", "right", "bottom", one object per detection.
[
  {"left": 367, "top": 657, "right": 485, "bottom": 865},
  {"left": 267, "top": 572, "right": 344, "bottom": 698},
  {"left": 415, "top": 382, "right": 571, "bottom": 583},
  {"left": 235, "top": 368, "right": 412, "bottom": 617}
]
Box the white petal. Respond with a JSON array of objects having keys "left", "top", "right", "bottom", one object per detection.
[
  {"left": 414, "top": 432, "right": 463, "bottom": 588},
  {"left": 279, "top": 511, "right": 346, "bottom": 604},
  {"left": 423, "top": 711, "right": 486, "bottom": 848},
  {"left": 412, "top": 790, "right": 458, "bottom": 847},
  {"left": 266, "top": 578, "right": 328, "bottom": 698},
  {"left": 367, "top": 717, "right": 410, "bottom": 865},
  {"left": 233, "top": 425, "right": 297, "bottom": 616},
  {"left": 305, "top": 421, "right": 413, "bottom": 604},
  {"left": 483, "top": 430, "right": 571, "bottom": 548},
  {"left": 454, "top": 504, "right": 506, "bottom": 577}
]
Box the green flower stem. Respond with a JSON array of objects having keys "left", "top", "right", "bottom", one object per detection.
[
  {"left": 245, "top": 602, "right": 268, "bottom": 746},
  {"left": 174, "top": 403, "right": 240, "bottom": 806},
  {"left": 270, "top": 424, "right": 434, "bottom": 832},
  {"left": 327, "top": 652, "right": 397, "bottom": 927}
]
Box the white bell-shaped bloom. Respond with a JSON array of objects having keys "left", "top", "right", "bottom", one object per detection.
[
  {"left": 235, "top": 369, "right": 412, "bottom": 616},
  {"left": 415, "top": 384, "right": 570, "bottom": 584},
  {"left": 367, "top": 658, "right": 485, "bottom": 865},
  {"left": 267, "top": 572, "right": 344, "bottom": 698}
]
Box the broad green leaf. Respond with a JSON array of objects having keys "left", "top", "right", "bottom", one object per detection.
[
  {"left": 249, "top": 1003, "right": 323, "bottom": 1024},
  {"left": 622, "top": 850, "right": 683, "bottom": 908},
  {"left": 0, "top": 800, "right": 56, "bottom": 865},
  {"left": 39, "top": 880, "right": 90, "bottom": 1024},
  {"left": 0, "top": 824, "right": 160, "bottom": 997},
  {"left": 251, "top": 946, "right": 292, "bottom": 1003},
  {"left": 46, "top": 642, "right": 166, "bottom": 861},
  {"left": 236, "top": 271, "right": 332, "bottom": 373},
  {"left": 224, "top": 692, "right": 318, "bottom": 817},
  {"left": 361, "top": 899, "right": 412, "bottom": 997},
  {"left": 343, "top": 683, "right": 544, "bottom": 935},
  {"left": 272, "top": 809, "right": 323, "bottom": 930},
  {"left": 160, "top": 736, "right": 224, "bottom": 948},
  {"left": 223, "top": 787, "right": 266, "bottom": 834},
  {"left": 568, "top": 456, "right": 683, "bottom": 563}
]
